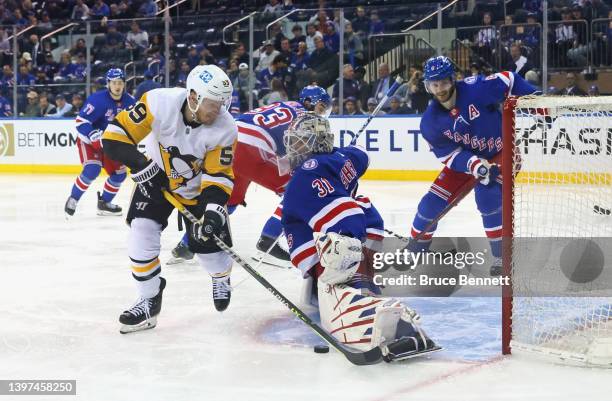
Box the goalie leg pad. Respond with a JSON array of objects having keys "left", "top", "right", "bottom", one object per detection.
[{"left": 318, "top": 282, "right": 433, "bottom": 354}]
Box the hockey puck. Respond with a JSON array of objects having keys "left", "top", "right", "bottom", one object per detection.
[
  {"left": 594, "top": 205, "right": 611, "bottom": 215},
  {"left": 314, "top": 345, "right": 329, "bottom": 354}
]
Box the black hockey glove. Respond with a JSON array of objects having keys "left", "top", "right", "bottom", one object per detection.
[
  {"left": 190, "top": 204, "right": 227, "bottom": 244},
  {"left": 130, "top": 159, "right": 169, "bottom": 203}
]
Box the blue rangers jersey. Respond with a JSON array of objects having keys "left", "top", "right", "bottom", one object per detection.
[
  {"left": 420, "top": 71, "right": 536, "bottom": 173},
  {"left": 282, "top": 146, "right": 384, "bottom": 275},
  {"left": 75, "top": 89, "right": 135, "bottom": 144},
  {"left": 236, "top": 101, "right": 305, "bottom": 156}
]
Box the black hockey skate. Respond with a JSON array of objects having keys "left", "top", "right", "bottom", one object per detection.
[
  {"left": 64, "top": 196, "right": 77, "bottom": 217},
  {"left": 119, "top": 277, "right": 166, "bottom": 334},
  {"left": 97, "top": 191, "right": 122, "bottom": 216},
  {"left": 253, "top": 235, "right": 292, "bottom": 268},
  {"left": 167, "top": 240, "right": 194, "bottom": 265},
  {"left": 212, "top": 274, "right": 231, "bottom": 312},
  {"left": 382, "top": 319, "right": 442, "bottom": 362}
]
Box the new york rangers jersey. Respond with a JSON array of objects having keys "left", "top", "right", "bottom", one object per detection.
[
  {"left": 236, "top": 101, "right": 305, "bottom": 156},
  {"left": 282, "top": 146, "right": 384, "bottom": 275},
  {"left": 76, "top": 89, "right": 135, "bottom": 144},
  {"left": 420, "top": 71, "right": 536, "bottom": 173}
]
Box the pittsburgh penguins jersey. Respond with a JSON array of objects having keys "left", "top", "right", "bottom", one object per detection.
[
  {"left": 236, "top": 101, "right": 305, "bottom": 156},
  {"left": 102, "top": 87, "right": 237, "bottom": 203},
  {"left": 281, "top": 146, "right": 384, "bottom": 276},
  {"left": 420, "top": 71, "right": 536, "bottom": 173},
  {"left": 76, "top": 89, "right": 135, "bottom": 143}
]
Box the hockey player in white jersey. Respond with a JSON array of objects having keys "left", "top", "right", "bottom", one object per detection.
[{"left": 102, "top": 65, "right": 237, "bottom": 333}]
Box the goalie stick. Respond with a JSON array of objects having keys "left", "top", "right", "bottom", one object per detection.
[{"left": 161, "top": 190, "right": 384, "bottom": 366}]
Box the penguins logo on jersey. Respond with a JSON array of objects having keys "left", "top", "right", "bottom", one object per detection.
[{"left": 159, "top": 145, "right": 202, "bottom": 190}]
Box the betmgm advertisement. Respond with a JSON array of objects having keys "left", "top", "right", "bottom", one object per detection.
[
  {"left": 0, "top": 123, "right": 14, "bottom": 157},
  {"left": 0, "top": 120, "right": 80, "bottom": 172}
]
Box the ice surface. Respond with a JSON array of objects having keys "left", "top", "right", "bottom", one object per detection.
[{"left": 0, "top": 176, "right": 609, "bottom": 401}]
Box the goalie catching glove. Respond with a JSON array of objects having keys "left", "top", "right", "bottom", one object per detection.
[
  {"left": 314, "top": 232, "right": 363, "bottom": 285},
  {"left": 468, "top": 156, "right": 500, "bottom": 186},
  {"left": 190, "top": 204, "right": 227, "bottom": 244},
  {"left": 130, "top": 159, "right": 169, "bottom": 203}
]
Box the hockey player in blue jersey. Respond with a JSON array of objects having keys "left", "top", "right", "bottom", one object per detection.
[
  {"left": 168, "top": 85, "right": 332, "bottom": 267},
  {"left": 64, "top": 68, "right": 136, "bottom": 217},
  {"left": 407, "top": 56, "right": 537, "bottom": 275},
  {"left": 280, "top": 113, "right": 438, "bottom": 360}
]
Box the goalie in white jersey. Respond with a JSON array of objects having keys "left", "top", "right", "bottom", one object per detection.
[{"left": 102, "top": 65, "right": 237, "bottom": 333}]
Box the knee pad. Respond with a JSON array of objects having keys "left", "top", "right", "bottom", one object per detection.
[
  {"left": 128, "top": 218, "right": 162, "bottom": 260},
  {"left": 196, "top": 251, "right": 232, "bottom": 276},
  {"left": 81, "top": 163, "right": 102, "bottom": 181}
]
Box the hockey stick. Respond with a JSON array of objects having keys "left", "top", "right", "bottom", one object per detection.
[
  {"left": 161, "top": 190, "right": 384, "bottom": 365},
  {"left": 384, "top": 228, "right": 409, "bottom": 241},
  {"left": 350, "top": 75, "right": 403, "bottom": 146}
]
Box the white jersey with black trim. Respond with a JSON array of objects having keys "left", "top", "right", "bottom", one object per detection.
[{"left": 103, "top": 87, "right": 237, "bottom": 202}]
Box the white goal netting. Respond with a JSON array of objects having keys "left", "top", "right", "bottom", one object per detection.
[{"left": 509, "top": 96, "right": 612, "bottom": 367}]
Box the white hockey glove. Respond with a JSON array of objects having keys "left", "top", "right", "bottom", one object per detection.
[
  {"left": 314, "top": 232, "right": 363, "bottom": 285},
  {"left": 468, "top": 156, "right": 500, "bottom": 186}
]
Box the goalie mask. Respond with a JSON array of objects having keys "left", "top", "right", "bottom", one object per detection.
[{"left": 277, "top": 113, "right": 333, "bottom": 175}]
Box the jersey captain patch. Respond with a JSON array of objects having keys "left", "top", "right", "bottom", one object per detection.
[{"left": 468, "top": 104, "right": 480, "bottom": 120}]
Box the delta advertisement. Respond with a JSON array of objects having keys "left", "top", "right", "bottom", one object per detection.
[{"left": 0, "top": 117, "right": 441, "bottom": 179}]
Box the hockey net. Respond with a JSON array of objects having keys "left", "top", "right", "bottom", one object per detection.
[{"left": 502, "top": 95, "right": 612, "bottom": 367}]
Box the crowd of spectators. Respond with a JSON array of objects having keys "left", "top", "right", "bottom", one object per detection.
[{"left": 463, "top": 0, "right": 610, "bottom": 76}]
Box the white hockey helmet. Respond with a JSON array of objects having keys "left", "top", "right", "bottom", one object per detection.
[{"left": 186, "top": 64, "right": 233, "bottom": 114}]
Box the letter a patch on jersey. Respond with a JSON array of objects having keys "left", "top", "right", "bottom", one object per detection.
[{"left": 468, "top": 104, "right": 480, "bottom": 121}]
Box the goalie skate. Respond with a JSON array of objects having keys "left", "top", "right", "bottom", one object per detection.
[{"left": 382, "top": 334, "right": 442, "bottom": 362}]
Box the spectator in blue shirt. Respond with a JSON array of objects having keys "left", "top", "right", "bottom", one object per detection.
[
  {"left": 0, "top": 65, "right": 13, "bottom": 88},
  {"left": 104, "top": 22, "right": 125, "bottom": 49},
  {"left": 134, "top": 69, "right": 161, "bottom": 100},
  {"left": 290, "top": 42, "right": 310, "bottom": 71},
  {"left": 56, "top": 52, "right": 76, "bottom": 82},
  {"left": 0, "top": 92, "right": 12, "bottom": 117},
  {"left": 41, "top": 52, "right": 59, "bottom": 81},
  {"left": 369, "top": 12, "right": 384, "bottom": 34},
  {"left": 11, "top": 9, "right": 28, "bottom": 28},
  {"left": 16, "top": 65, "right": 35, "bottom": 87},
  {"left": 138, "top": 0, "right": 158, "bottom": 17},
  {"left": 323, "top": 22, "right": 340, "bottom": 53},
  {"left": 89, "top": 0, "right": 110, "bottom": 19},
  {"left": 257, "top": 55, "right": 288, "bottom": 92}
]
